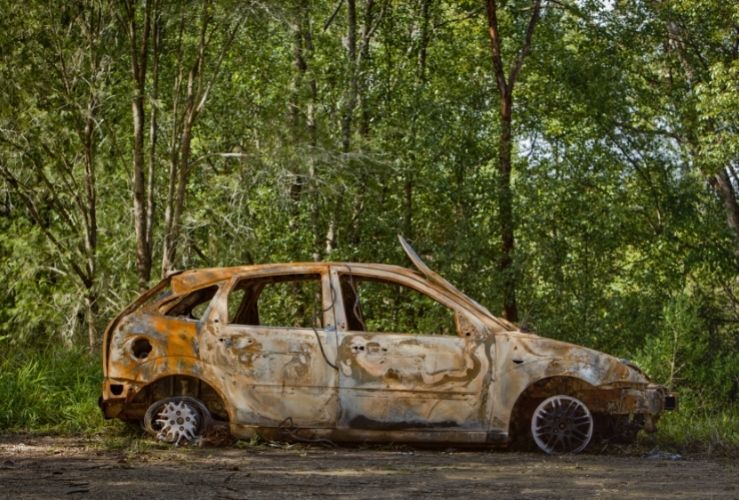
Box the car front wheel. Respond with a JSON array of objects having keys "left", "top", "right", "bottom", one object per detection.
[{"left": 531, "top": 395, "right": 594, "bottom": 454}]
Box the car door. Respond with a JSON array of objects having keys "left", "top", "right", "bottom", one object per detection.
[
  {"left": 332, "top": 265, "right": 494, "bottom": 437},
  {"left": 208, "top": 268, "right": 339, "bottom": 428}
]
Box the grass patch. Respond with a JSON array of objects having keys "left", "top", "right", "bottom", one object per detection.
[
  {"left": 0, "top": 348, "right": 106, "bottom": 435},
  {"left": 644, "top": 396, "right": 739, "bottom": 457}
]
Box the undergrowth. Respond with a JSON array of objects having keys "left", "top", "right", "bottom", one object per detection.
[
  {"left": 0, "top": 349, "right": 105, "bottom": 435},
  {"left": 641, "top": 392, "right": 738, "bottom": 457},
  {"left": 1, "top": 349, "right": 737, "bottom": 456}
]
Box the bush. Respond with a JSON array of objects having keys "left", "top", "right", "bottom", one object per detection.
[{"left": 635, "top": 289, "right": 738, "bottom": 404}]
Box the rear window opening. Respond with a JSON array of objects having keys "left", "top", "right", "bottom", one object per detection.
[{"left": 163, "top": 285, "right": 219, "bottom": 320}]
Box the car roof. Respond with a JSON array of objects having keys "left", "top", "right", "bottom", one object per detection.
[
  {"left": 169, "top": 261, "right": 516, "bottom": 332},
  {"left": 169, "top": 262, "right": 422, "bottom": 294}
]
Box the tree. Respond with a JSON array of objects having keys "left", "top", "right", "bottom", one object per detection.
[
  {"left": 0, "top": 1, "right": 115, "bottom": 351},
  {"left": 160, "top": 1, "right": 244, "bottom": 275}
]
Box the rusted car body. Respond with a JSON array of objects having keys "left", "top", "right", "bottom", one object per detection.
[{"left": 100, "top": 237, "right": 675, "bottom": 453}]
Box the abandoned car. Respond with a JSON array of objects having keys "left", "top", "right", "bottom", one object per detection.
[{"left": 100, "top": 237, "right": 676, "bottom": 453}]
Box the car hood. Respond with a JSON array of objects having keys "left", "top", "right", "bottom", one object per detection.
[{"left": 501, "top": 332, "right": 651, "bottom": 387}]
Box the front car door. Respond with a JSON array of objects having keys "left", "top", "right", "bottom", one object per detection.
[
  {"left": 332, "top": 265, "right": 495, "bottom": 443},
  {"left": 207, "top": 267, "right": 339, "bottom": 429}
]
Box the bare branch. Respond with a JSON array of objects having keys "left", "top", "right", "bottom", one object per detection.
[
  {"left": 324, "top": 0, "right": 346, "bottom": 31},
  {"left": 196, "top": 12, "right": 246, "bottom": 115},
  {"left": 508, "top": 0, "right": 542, "bottom": 89},
  {"left": 0, "top": 164, "right": 91, "bottom": 287},
  {"left": 485, "top": 0, "right": 508, "bottom": 96}
]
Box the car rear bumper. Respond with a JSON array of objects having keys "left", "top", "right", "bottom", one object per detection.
[{"left": 99, "top": 378, "right": 140, "bottom": 419}]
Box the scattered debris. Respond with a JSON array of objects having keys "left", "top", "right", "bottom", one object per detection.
[{"left": 645, "top": 449, "right": 684, "bottom": 461}]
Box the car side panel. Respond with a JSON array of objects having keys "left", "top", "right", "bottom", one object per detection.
[
  {"left": 335, "top": 331, "right": 491, "bottom": 434},
  {"left": 206, "top": 325, "right": 339, "bottom": 427}
]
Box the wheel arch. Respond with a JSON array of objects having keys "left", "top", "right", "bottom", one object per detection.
[
  {"left": 125, "top": 372, "right": 233, "bottom": 423},
  {"left": 507, "top": 375, "right": 597, "bottom": 441}
]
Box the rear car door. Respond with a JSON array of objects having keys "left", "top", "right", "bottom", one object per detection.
[{"left": 209, "top": 269, "right": 339, "bottom": 428}]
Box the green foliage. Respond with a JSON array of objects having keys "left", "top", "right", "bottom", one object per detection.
[{"left": 635, "top": 289, "right": 738, "bottom": 403}]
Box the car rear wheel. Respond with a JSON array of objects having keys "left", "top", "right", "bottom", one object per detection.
[
  {"left": 143, "top": 396, "right": 212, "bottom": 445},
  {"left": 531, "top": 395, "right": 594, "bottom": 454}
]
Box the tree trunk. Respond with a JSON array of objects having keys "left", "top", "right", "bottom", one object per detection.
[
  {"left": 402, "top": 0, "right": 431, "bottom": 242},
  {"left": 497, "top": 98, "right": 517, "bottom": 321},
  {"left": 161, "top": 5, "right": 206, "bottom": 275},
  {"left": 146, "top": 5, "right": 161, "bottom": 267},
  {"left": 161, "top": 3, "right": 242, "bottom": 275},
  {"left": 711, "top": 167, "right": 739, "bottom": 264},
  {"left": 288, "top": 1, "right": 310, "bottom": 217},
  {"left": 81, "top": 70, "right": 99, "bottom": 350},
  {"left": 485, "top": 0, "right": 541, "bottom": 322},
  {"left": 341, "top": 0, "right": 358, "bottom": 155},
  {"left": 124, "top": 0, "right": 153, "bottom": 290},
  {"left": 85, "top": 289, "right": 98, "bottom": 353}
]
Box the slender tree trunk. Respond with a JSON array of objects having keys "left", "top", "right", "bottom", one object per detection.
[
  {"left": 124, "top": 0, "right": 153, "bottom": 290},
  {"left": 161, "top": 3, "right": 242, "bottom": 275},
  {"left": 402, "top": 0, "right": 431, "bottom": 242},
  {"left": 288, "top": 1, "right": 310, "bottom": 217},
  {"left": 325, "top": 0, "right": 359, "bottom": 254},
  {"left": 166, "top": 116, "right": 196, "bottom": 273},
  {"left": 302, "top": 11, "right": 321, "bottom": 261},
  {"left": 356, "top": 0, "right": 375, "bottom": 139},
  {"left": 146, "top": 5, "right": 161, "bottom": 264},
  {"left": 80, "top": 23, "right": 101, "bottom": 351},
  {"left": 341, "top": 0, "right": 358, "bottom": 155},
  {"left": 346, "top": 0, "right": 388, "bottom": 246},
  {"left": 85, "top": 290, "right": 98, "bottom": 353},
  {"left": 162, "top": 4, "right": 207, "bottom": 275},
  {"left": 497, "top": 97, "right": 517, "bottom": 320},
  {"left": 485, "top": 0, "right": 541, "bottom": 322},
  {"left": 161, "top": 9, "right": 187, "bottom": 276},
  {"left": 710, "top": 167, "right": 739, "bottom": 263}
]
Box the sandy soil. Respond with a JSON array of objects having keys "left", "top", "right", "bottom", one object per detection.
[{"left": 0, "top": 436, "right": 736, "bottom": 499}]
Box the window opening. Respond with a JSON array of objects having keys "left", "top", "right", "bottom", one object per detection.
[
  {"left": 339, "top": 275, "right": 456, "bottom": 335},
  {"left": 228, "top": 274, "right": 323, "bottom": 328},
  {"left": 164, "top": 285, "right": 219, "bottom": 320}
]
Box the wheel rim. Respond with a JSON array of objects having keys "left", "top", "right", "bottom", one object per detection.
[
  {"left": 531, "top": 395, "right": 593, "bottom": 454},
  {"left": 144, "top": 398, "right": 207, "bottom": 445}
]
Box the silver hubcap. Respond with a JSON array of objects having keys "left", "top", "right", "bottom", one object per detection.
[
  {"left": 531, "top": 395, "right": 593, "bottom": 454},
  {"left": 154, "top": 400, "right": 200, "bottom": 444}
]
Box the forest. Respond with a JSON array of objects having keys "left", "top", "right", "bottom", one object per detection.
[{"left": 0, "top": 0, "right": 737, "bottom": 450}]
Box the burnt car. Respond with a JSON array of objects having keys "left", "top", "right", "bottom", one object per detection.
[{"left": 100, "top": 237, "right": 676, "bottom": 453}]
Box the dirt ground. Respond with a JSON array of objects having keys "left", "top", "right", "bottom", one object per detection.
[{"left": 0, "top": 436, "right": 736, "bottom": 499}]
